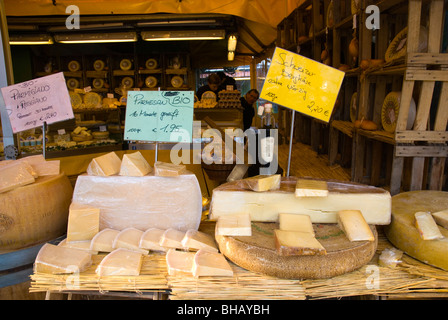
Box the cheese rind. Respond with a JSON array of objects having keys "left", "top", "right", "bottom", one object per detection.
[
  {"left": 295, "top": 179, "right": 328, "bottom": 197},
  {"left": 67, "top": 202, "right": 100, "bottom": 242},
  {"left": 192, "top": 250, "right": 234, "bottom": 277},
  {"left": 166, "top": 249, "right": 195, "bottom": 276},
  {"left": 90, "top": 228, "right": 120, "bottom": 252},
  {"left": 95, "top": 248, "right": 143, "bottom": 276},
  {"left": 274, "top": 229, "right": 326, "bottom": 256},
  {"left": 278, "top": 213, "right": 314, "bottom": 235},
  {"left": 181, "top": 230, "right": 218, "bottom": 252},
  {"left": 159, "top": 229, "right": 185, "bottom": 249},
  {"left": 216, "top": 214, "right": 252, "bottom": 236},
  {"left": 337, "top": 210, "right": 375, "bottom": 242},
  {"left": 139, "top": 228, "right": 167, "bottom": 252},
  {"left": 34, "top": 243, "right": 92, "bottom": 274},
  {"left": 119, "top": 151, "right": 152, "bottom": 177},
  {"left": 113, "top": 227, "right": 149, "bottom": 254},
  {"left": 242, "top": 174, "right": 281, "bottom": 192},
  {"left": 432, "top": 209, "right": 448, "bottom": 230},
  {"left": 415, "top": 211, "right": 444, "bottom": 240},
  {"left": 87, "top": 152, "right": 121, "bottom": 176}
]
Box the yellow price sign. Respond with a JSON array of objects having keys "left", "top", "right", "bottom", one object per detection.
[{"left": 260, "top": 47, "right": 345, "bottom": 123}]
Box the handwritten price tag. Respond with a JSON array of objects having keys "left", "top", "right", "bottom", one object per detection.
[
  {"left": 0, "top": 72, "right": 74, "bottom": 133},
  {"left": 260, "top": 47, "right": 345, "bottom": 123},
  {"left": 124, "top": 91, "right": 194, "bottom": 143}
]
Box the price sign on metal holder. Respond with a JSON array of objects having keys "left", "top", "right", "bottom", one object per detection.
[{"left": 260, "top": 47, "right": 345, "bottom": 175}]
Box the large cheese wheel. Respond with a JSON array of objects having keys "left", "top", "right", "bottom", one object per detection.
[{"left": 0, "top": 173, "right": 73, "bottom": 252}]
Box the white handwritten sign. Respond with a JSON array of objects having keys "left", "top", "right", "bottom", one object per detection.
[
  {"left": 0, "top": 72, "right": 74, "bottom": 133},
  {"left": 124, "top": 91, "right": 194, "bottom": 143}
]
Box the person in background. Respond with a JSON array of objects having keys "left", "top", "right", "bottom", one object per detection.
[
  {"left": 196, "top": 73, "right": 221, "bottom": 100},
  {"left": 217, "top": 71, "right": 237, "bottom": 92},
  {"left": 240, "top": 89, "right": 259, "bottom": 131}
]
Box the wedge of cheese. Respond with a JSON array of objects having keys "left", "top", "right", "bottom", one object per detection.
[
  {"left": 242, "top": 174, "right": 281, "bottom": 192},
  {"left": 90, "top": 228, "right": 120, "bottom": 252},
  {"left": 113, "top": 227, "right": 148, "bottom": 254},
  {"left": 166, "top": 249, "right": 195, "bottom": 276},
  {"left": 415, "top": 211, "right": 444, "bottom": 240},
  {"left": 87, "top": 152, "right": 121, "bottom": 176},
  {"left": 95, "top": 248, "right": 143, "bottom": 276},
  {"left": 181, "top": 230, "right": 218, "bottom": 252},
  {"left": 139, "top": 228, "right": 167, "bottom": 252},
  {"left": 154, "top": 161, "right": 186, "bottom": 177},
  {"left": 278, "top": 213, "right": 314, "bottom": 235},
  {"left": 34, "top": 243, "right": 92, "bottom": 274},
  {"left": 432, "top": 209, "right": 448, "bottom": 230},
  {"left": 295, "top": 179, "right": 328, "bottom": 197},
  {"left": 18, "top": 155, "right": 60, "bottom": 176},
  {"left": 192, "top": 250, "right": 234, "bottom": 277},
  {"left": 0, "top": 161, "right": 35, "bottom": 193},
  {"left": 337, "top": 210, "right": 375, "bottom": 241},
  {"left": 274, "top": 229, "right": 326, "bottom": 256},
  {"left": 58, "top": 239, "right": 98, "bottom": 255},
  {"left": 216, "top": 213, "right": 252, "bottom": 236},
  {"left": 159, "top": 229, "right": 185, "bottom": 249},
  {"left": 67, "top": 202, "right": 100, "bottom": 242},
  {"left": 119, "top": 151, "right": 152, "bottom": 177}
]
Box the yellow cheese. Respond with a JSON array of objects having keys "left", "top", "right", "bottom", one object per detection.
[
  {"left": 181, "top": 229, "right": 218, "bottom": 252},
  {"left": 67, "top": 202, "right": 100, "bottom": 242},
  {"left": 242, "top": 174, "right": 281, "bottom": 192},
  {"left": 159, "top": 228, "right": 185, "bottom": 249},
  {"left": 337, "top": 210, "right": 374, "bottom": 241},
  {"left": 0, "top": 161, "right": 36, "bottom": 193},
  {"left": 119, "top": 151, "right": 152, "bottom": 177},
  {"left": 154, "top": 161, "right": 186, "bottom": 177},
  {"left": 278, "top": 213, "right": 314, "bottom": 235},
  {"left": 192, "top": 250, "right": 234, "bottom": 277},
  {"left": 58, "top": 238, "right": 98, "bottom": 255},
  {"left": 139, "top": 228, "right": 167, "bottom": 252},
  {"left": 18, "top": 155, "right": 60, "bottom": 176},
  {"left": 432, "top": 209, "right": 448, "bottom": 229},
  {"left": 415, "top": 211, "right": 444, "bottom": 240},
  {"left": 34, "top": 243, "right": 92, "bottom": 274},
  {"left": 274, "top": 229, "right": 327, "bottom": 256},
  {"left": 295, "top": 179, "right": 328, "bottom": 197},
  {"left": 166, "top": 249, "right": 195, "bottom": 276},
  {"left": 90, "top": 228, "right": 120, "bottom": 252},
  {"left": 112, "top": 227, "right": 149, "bottom": 254},
  {"left": 87, "top": 152, "right": 121, "bottom": 176},
  {"left": 215, "top": 213, "right": 252, "bottom": 236},
  {"left": 95, "top": 248, "right": 143, "bottom": 276}
]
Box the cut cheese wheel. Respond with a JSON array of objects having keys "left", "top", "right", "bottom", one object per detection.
[
  {"left": 153, "top": 161, "right": 186, "bottom": 176},
  {"left": 0, "top": 161, "right": 35, "bottom": 193},
  {"left": 274, "top": 229, "right": 326, "bottom": 256},
  {"left": 210, "top": 177, "right": 391, "bottom": 225},
  {"left": 87, "top": 152, "right": 121, "bottom": 176},
  {"left": 113, "top": 227, "right": 149, "bottom": 254},
  {"left": 278, "top": 213, "right": 314, "bottom": 235},
  {"left": 90, "top": 228, "right": 120, "bottom": 252},
  {"left": 159, "top": 229, "right": 185, "bottom": 249},
  {"left": 432, "top": 209, "right": 448, "bottom": 229},
  {"left": 215, "top": 214, "right": 252, "bottom": 236},
  {"left": 381, "top": 91, "right": 416, "bottom": 133},
  {"left": 34, "top": 243, "right": 92, "bottom": 274},
  {"left": 181, "top": 229, "right": 218, "bottom": 253},
  {"left": 241, "top": 174, "right": 281, "bottom": 192},
  {"left": 139, "top": 228, "right": 167, "bottom": 252},
  {"left": 67, "top": 202, "right": 100, "bottom": 242},
  {"left": 96, "top": 248, "right": 143, "bottom": 276},
  {"left": 192, "top": 250, "right": 233, "bottom": 277},
  {"left": 166, "top": 249, "right": 195, "bottom": 276},
  {"left": 119, "top": 151, "right": 152, "bottom": 177},
  {"left": 295, "top": 179, "right": 328, "bottom": 197},
  {"left": 58, "top": 239, "right": 98, "bottom": 255},
  {"left": 337, "top": 210, "right": 375, "bottom": 241},
  {"left": 414, "top": 211, "right": 444, "bottom": 240}
]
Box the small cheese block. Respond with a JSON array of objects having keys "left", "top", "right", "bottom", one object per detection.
[
  {"left": 119, "top": 151, "right": 152, "bottom": 177},
  {"left": 192, "top": 250, "right": 234, "bottom": 277},
  {"left": 0, "top": 161, "right": 36, "bottom": 193},
  {"left": 67, "top": 202, "right": 100, "bottom": 242},
  {"left": 295, "top": 179, "right": 328, "bottom": 197},
  {"left": 337, "top": 210, "right": 375, "bottom": 242},
  {"left": 153, "top": 161, "right": 186, "bottom": 177},
  {"left": 415, "top": 211, "right": 444, "bottom": 240},
  {"left": 113, "top": 227, "right": 149, "bottom": 254},
  {"left": 159, "top": 228, "right": 185, "bottom": 249},
  {"left": 216, "top": 213, "right": 252, "bottom": 236},
  {"left": 166, "top": 249, "right": 195, "bottom": 276},
  {"left": 181, "top": 229, "right": 218, "bottom": 252},
  {"left": 34, "top": 243, "right": 92, "bottom": 274},
  {"left": 87, "top": 152, "right": 121, "bottom": 176},
  {"left": 432, "top": 209, "right": 448, "bottom": 230},
  {"left": 95, "top": 248, "right": 143, "bottom": 276},
  {"left": 274, "top": 229, "right": 326, "bottom": 256},
  {"left": 242, "top": 174, "right": 281, "bottom": 192},
  {"left": 278, "top": 213, "right": 314, "bottom": 235},
  {"left": 139, "top": 228, "right": 167, "bottom": 252},
  {"left": 58, "top": 239, "right": 98, "bottom": 255},
  {"left": 90, "top": 228, "right": 120, "bottom": 252}
]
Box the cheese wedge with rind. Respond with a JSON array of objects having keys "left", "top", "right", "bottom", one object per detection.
[
  {"left": 0, "top": 161, "right": 36, "bottom": 193},
  {"left": 279, "top": 213, "right": 314, "bottom": 235},
  {"left": 119, "top": 151, "right": 152, "bottom": 177},
  {"left": 95, "top": 248, "right": 143, "bottom": 276},
  {"left": 415, "top": 211, "right": 444, "bottom": 240},
  {"left": 139, "top": 228, "right": 167, "bottom": 252},
  {"left": 432, "top": 209, "right": 448, "bottom": 230},
  {"left": 34, "top": 243, "right": 92, "bottom": 274},
  {"left": 274, "top": 229, "right": 326, "bottom": 256},
  {"left": 242, "top": 174, "right": 281, "bottom": 192},
  {"left": 113, "top": 227, "right": 149, "bottom": 254},
  {"left": 337, "top": 210, "right": 375, "bottom": 241},
  {"left": 67, "top": 202, "right": 100, "bottom": 242},
  {"left": 181, "top": 229, "right": 218, "bottom": 252},
  {"left": 90, "top": 228, "right": 120, "bottom": 252},
  {"left": 154, "top": 161, "right": 186, "bottom": 176},
  {"left": 192, "top": 250, "right": 233, "bottom": 277},
  {"left": 87, "top": 152, "right": 121, "bottom": 176},
  {"left": 58, "top": 239, "right": 98, "bottom": 255},
  {"left": 159, "top": 229, "right": 185, "bottom": 249},
  {"left": 166, "top": 249, "right": 195, "bottom": 276},
  {"left": 216, "top": 214, "right": 252, "bottom": 236}
]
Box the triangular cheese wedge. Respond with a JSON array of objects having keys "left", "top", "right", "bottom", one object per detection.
[
  {"left": 113, "top": 227, "right": 148, "bottom": 254},
  {"left": 87, "top": 152, "right": 121, "bottom": 176},
  {"left": 34, "top": 243, "right": 92, "bottom": 274},
  {"left": 139, "top": 228, "right": 167, "bottom": 252},
  {"left": 119, "top": 151, "right": 152, "bottom": 177},
  {"left": 159, "top": 229, "right": 185, "bottom": 249},
  {"left": 90, "top": 228, "right": 120, "bottom": 252},
  {"left": 432, "top": 209, "right": 448, "bottom": 230},
  {"left": 181, "top": 230, "right": 218, "bottom": 252},
  {"left": 192, "top": 250, "right": 233, "bottom": 277},
  {"left": 415, "top": 211, "right": 444, "bottom": 240},
  {"left": 153, "top": 161, "right": 186, "bottom": 176},
  {"left": 95, "top": 248, "right": 143, "bottom": 276},
  {"left": 166, "top": 249, "right": 195, "bottom": 276},
  {"left": 242, "top": 174, "right": 281, "bottom": 192}
]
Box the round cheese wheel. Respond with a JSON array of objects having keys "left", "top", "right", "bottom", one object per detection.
[{"left": 381, "top": 91, "right": 416, "bottom": 133}]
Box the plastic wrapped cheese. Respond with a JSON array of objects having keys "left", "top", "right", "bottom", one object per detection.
[
  {"left": 0, "top": 161, "right": 35, "bottom": 193},
  {"left": 72, "top": 172, "right": 202, "bottom": 232},
  {"left": 95, "top": 248, "right": 143, "bottom": 276},
  {"left": 139, "top": 228, "right": 167, "bottom": 252},
  {"left": 166, "top": 249, "right": 195, "bottom": 276},
  {"left": 112, "top": 227, "right": 148, "bottom": 254},
  {"left": 90, "top": 228, "right": 120, "bottom": 252},
  {"left": 34, "top": 243, "right": 92, "bottom": 274},
  {"left": 181, "top": 229, "right": 218, "bottom": 252},
  {"left": 67, "top": 202, "right": 100, "bottom": 242}
]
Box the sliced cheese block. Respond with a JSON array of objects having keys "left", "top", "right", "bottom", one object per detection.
[
  {"left": 34, "top": 243, "right": 92, "bottom": 274},
  {"left": 210, "top": 177, "right": 391, "bottom": 225},
  {"left": 192, "top": 250, "right": 233, "bottom": 277},
  {"left": 154, "top": 161, "right": 186, "bottom": 177},
  {"left": 181, "top": 229, "right": 218, "bottom": 252},
  {"left": 72, "top": 173, "right": 202, "bottom": 231},
  {"left": 415, "top": 211, "right": 444, "bottom": 240},
  {"left": 274, "top": 229, "right": 326, "bottom": 256},
  {"left": 278, "top": 213, "right": 314, "bottom": 235},
  {"left": 432, "top": 209, "right": 448, "bottom": 229},
  {"left": 87, "top": 152, "right": 121, "bottom": 176},
  {"left": 95, "top": 248, "right": 143, "bottom": 276},
  {"left": 90, "top": 228, "right": 120, "bottom": 252},
  {"left": 166, "top": 249, "right": 195, "bottom": 276},
  {"left": 295, "top": 179, "right": 328, "bottom": 197},
  {"left": 67, "top": 202, "right": 100, "bottom": 242},
  {"left": 0, "top": 161, "right": 36, "bottom": 193},
  {"left": 139, "top": 228, "right": 167, "bottom": 252},
  {"left": 241, "top": 174, "right": 281, "bottom": 192},
  {"left": 337, "top": 210, "right": 375, "bottom": 242},
  {"left": 119, "top": 151, "right": 152, "bottom": 177},
  {"left": 159, "top": 229, "right": 185, "bottom": 249},
  {"left": 58, "top": 239, "right": 98, "bottom": 255},
  {"left": 113, "top": 227, "right": 148, "bottom": 254},
  {"left": 215, "top": 213, "right": 252, "bottom": 236}
]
